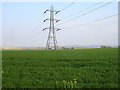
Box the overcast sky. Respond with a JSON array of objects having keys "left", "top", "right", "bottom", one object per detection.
[{"left": 0, "top": 0, "right": 119, "bottom": 47}]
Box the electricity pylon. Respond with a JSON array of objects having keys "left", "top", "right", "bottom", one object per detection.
[{"left": 43, "top": 5, "right": 60, "bottom": 50}]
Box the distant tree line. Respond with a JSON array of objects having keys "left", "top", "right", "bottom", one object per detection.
[
  {"left": 100, "top": 46, "right": 112, "bottom": 48},
  {"left": 62, "top": 47, "right": 74, "bottom": 50},
  {"left": 119, "top": 45, "right": 120, "bottom": 48}
]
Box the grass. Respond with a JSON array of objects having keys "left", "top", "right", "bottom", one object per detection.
[{"left": 2, "top": 48, "right": 118, "bottom": 88}]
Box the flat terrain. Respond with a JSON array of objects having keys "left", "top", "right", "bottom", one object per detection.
[{"left": 2, "top": 48, "right": 118, "bottom": 88}]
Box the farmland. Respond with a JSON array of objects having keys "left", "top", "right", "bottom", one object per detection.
[{"left": 2, "top": 48, "right": 118, "bottom": 88}]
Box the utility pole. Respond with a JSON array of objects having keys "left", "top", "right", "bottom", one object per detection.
[{"left": 43, "top": 5, "right": 60, "bottom": 50}]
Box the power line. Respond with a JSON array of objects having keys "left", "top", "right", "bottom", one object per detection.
[
  {"left": 25, "top": 22, "right": 44, "bottom": 35},
  {"left": 17, "top": 30, "right": 44, "bottom": 44},
  {"left": 17, "top": 21, "right": 44, "bottom": 40},
  {"left": 57, "top": 1, "right": 114, "bottom": 26},
  {"left": 28, "top": 30, "right": 43, "bottom": 39},
  {"left": 62, "top": 14, "right": 119, "bottom": 29},
  {"left": 14, "top": 2, "right": 117, "bottom": 47},
  {"left": 18, "top": 24, "right": 44, "bottom": 43},
  {"left": 60, "top": 0, "right": 78, "bottom": 12},
  {"left": 17, "top": 13, "right": 45, "bottom": 40},
  {"left": 61, "top": 2, "right": 103, "bottom": 20},
  {"left": 19, "top": 14, "right": 44, "bottom": 35}
]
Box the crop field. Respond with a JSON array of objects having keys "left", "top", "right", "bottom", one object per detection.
[{"left": 2, "top": 48, "right": 118, "bottom": 88}]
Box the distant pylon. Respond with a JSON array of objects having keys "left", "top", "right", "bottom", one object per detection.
[
  {"left": 43, "top": 5, "right": 61, "bottom": 50},
  {"left": 10, "top": 28, "right": 15, "bottom": 48}
]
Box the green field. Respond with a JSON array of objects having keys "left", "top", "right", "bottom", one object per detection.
[{"left": 2, "top": 48, "right": 118, "bottom": 88}]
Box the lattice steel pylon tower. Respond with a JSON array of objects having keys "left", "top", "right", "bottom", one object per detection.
[{"left": 43, "top": 5, "right": 60, "bottom": 50}]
